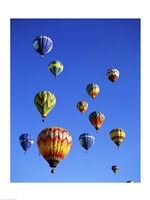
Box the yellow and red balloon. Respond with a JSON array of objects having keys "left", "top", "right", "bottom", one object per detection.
[{"left": 37, "top": 126, "right": 72, "bottom": 173}]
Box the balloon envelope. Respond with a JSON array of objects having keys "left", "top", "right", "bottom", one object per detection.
[
  {"left": 19, "top": 133, "right": 34, "bottom": 152},
  {"left": 79, "top": 133, "right": 95, "bottom": 151},
  {"left": 77, "top": 101, "right": 88, "bottom": 113},
  {"left": 48, "top": 60, "right": 64, "bottom": 77},
  {"left": 112, "top": 165, "right": 119, "bottom": 173},
  {"left": 106, "top": 68, "right": 119, "bottom": 82},
  {"left": 33, "top": 35, "right": 53, "bottom": 57},
  {"left": 89, "top": 111, "right": 105, "bottom": 131},
  {"left": 37, "top": 126, "right": 72, "bottom": 170},
  {"left": 34, "top": 91, "right": 56, "bottom": 120},
  {"left": 110, "top": 128, "right": 126, "bottom": 147},
  {"left": 86, "top": 83, "right": 100, "bottom": 99}
]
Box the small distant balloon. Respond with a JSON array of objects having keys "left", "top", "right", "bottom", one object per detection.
[
  {"left": 77, "top": 101, "right": 88, "bottom": 114},
  {"left": 19, "top": 133, "right": 34, "bottom": 153},
  {"left": 86, "top": 83, "right": 100, "bottom": 99},
  {"left": 126, "top": 180, "right": 134, "bottom": 183},
  {"left": 112, "top": 165, "right": 119, "bottom": 174},
  {"left": 33, "top": 35, "right": 53, "bottom": 58},
  {"left": 106, "top": 68, "right": 119, "bottom": 82},
  {"left": 48, "top": 60, "right": 64, "bottom": 78}
]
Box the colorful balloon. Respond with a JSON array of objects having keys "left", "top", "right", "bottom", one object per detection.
[
  {"left": 34, "top": 91, "right": 56, "bottom": 122},
  {"left": 110, "top": 128, "right": 126, "bottom": 148},
  {"left": 19, "top": 133, "right": 34, "bottom": 153},
  {"left": 37, "top": 126, "right": 72, "bottom": 173},
  {"left": 106, "top": 68, "right": 119, "bottom": 82},
  {"left": 79, "top": 133, "right": 95, "bottom": 153},
  {"left": 112, "top": 165, "right": 119, "bottom": 173},
  {"left": 86, "top": 83, "right": 100, "bottom": 99},
  {"left": 89, "top": 111, "right": 105, "bottom": 131},
  {"left": 48, "top": 60, "right": 64, "bottom": 78},
  {"left": 77, "top": 101, "right": 88, "bottom": 113},
  {"left": 33, "top": 35, "right": 53, "bottom": 58}
]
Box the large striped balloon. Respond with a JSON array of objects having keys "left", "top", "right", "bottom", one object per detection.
[
  {"left": 109, "top": 128, "right": 126, "bottom": 147},
  {"left": 86, "top": 83, "right": 100, "bottom": 99},
  {"left": 89, "top": 111, "right": 105, "bottom": 131},
  {"left": 77, "top": 101, "right": 88, "bottom": 113},
  {"left": 34, "top": 91, "right": 56, "bottom": 121},
  {"left": 37, "top": 127, "right": 72, "bottom": 173},
  {"left": 48, "top": 60, "right": 64, "bottom": 78},
  {"left": 33, "top": 35, "right": 53, "bottom": 58}
]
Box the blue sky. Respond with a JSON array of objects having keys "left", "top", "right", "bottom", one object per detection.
[{"left": 11, "top": 18, "right": 140, "bottom": 183}]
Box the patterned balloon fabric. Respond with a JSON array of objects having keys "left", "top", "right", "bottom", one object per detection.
[
  {"left": 33, "top": 35, "right": 53, "bottom": 57},
  {"left": 106, "top": 68, "right": 119, "bottom": 82},
  {"left": 77, "top": 101, "right": 88, "bottom": 113},
  {"left": 48, "top": 60, "right": 64, "bottom": 77},
  {"left": 34, "top": 91, "right": 56, "bottom": 120},
  {"left": 37, "top": 127, "right": 72, "bottom": 168},
  {"left": 86, "top": 83, "right": 100, "bottom": 99},
  {"left": 89, "top": 111, "right": 105, "bottom": 131},
  {"left": 109, "top": 128, "right": 126, "bottom": 147}
]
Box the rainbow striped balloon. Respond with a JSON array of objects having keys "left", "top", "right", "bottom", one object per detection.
[
  {"left": 34, "top": 91, "right": 56, "bottom": 121},
  {"left": 109, "top": 128, "right": 126, "bottom": 147},
  {"left": 86, "top": 83, "right": 100, "bottom": 99},
  {"left": 37, "top": 126, "right": 72, "bottom": 173}
]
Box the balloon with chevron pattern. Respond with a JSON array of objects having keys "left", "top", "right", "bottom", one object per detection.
[
  {"left": 37, "top": 126, "right": 72, "bottom": 173},
  {"left": 34, "top": 91, "right": 56, "bottom": 122}
]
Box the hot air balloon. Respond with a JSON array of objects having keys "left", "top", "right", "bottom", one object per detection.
[
  {"left": 34, "top": 91, "right": 56, "bottom": 122},
  {"left": 112, "top": 165, "right": 119, "bottom": 174},
  {"left": 126, "top": 180, "right": 134, "bottom": 183},
  {"left": 77, "top": 101, "right": 88, "bottom": 114},
  {"left": 106, "top": 68, "right": 119, "bottom": 82},
  {"left": 33, "top": 35, "right": 53, "bottom": 58},
  {"left": 79, "top": 133, "right": 95, "bottom": 153},
  {"left": 19, "top": 133, "right": 34, "bottom": 153},
  {"left": 89, "top": 111, "right": 105, "bottom": 132},
  {"left": 86, "top": 83, "right": 100, "bottom": 99},
  {"left": 37, "top": 126, "right": 72, "bottom": 173},
  {"left": 109, "top": 128, "right": 126, "bottom": 148},
  {"left": 48, "top": 60, "right": 64, "bottom": 78}
]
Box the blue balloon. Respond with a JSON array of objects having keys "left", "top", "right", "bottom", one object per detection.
[
  {"left": 33, "top": 35, "right": 53, "bottom": 57},
  {"left": 19, "top": 134, "right": 34, "bottom": 152},
  {"left": 79, "top": 133, "right": 95, "bottom": 151}
]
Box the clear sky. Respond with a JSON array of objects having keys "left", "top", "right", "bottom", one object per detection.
[{"left": 10, "top": 18, "right": 140, "bottom": 183}]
